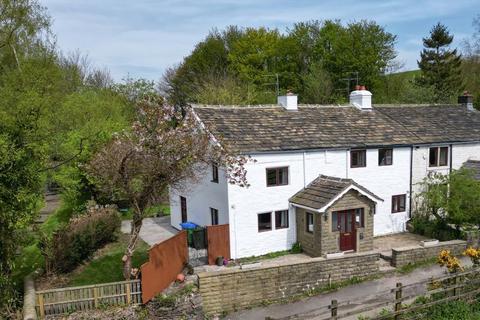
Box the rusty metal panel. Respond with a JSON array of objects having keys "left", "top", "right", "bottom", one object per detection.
[
  {"left": 207, "top": 224, "right": 230, "bottom": 265},
  {"left": 140, "top": 231, "right": 188, "bottom": 303}
]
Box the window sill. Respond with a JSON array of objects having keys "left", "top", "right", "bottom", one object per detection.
[
  {"left": 391, "top": 211, "right": 406, "bottom": 214},
  {"left": 275, "top": 227, "right": 289, "bottom": 230},
  {"left": 258, "top": 229, "right": 272, "bottom": 233},
  {"left": 211, "top": 180, "right": 219, "bottom": 183},
  {"left": 350, "top": 166, "right": 366, "bottom": 169}
]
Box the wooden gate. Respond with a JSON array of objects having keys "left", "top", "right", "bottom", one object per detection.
[{"left": 206, "top": 224, "right": 230, "bottom": 265}]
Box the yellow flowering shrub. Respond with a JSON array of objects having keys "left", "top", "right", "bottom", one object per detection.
[
  {"left": 437, "top": 250, "right": 464, "bottom": 273},
  {"left": 463, "top": 247, "right": 480, "bottom": 265}
]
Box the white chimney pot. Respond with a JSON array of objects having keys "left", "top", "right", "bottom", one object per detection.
[
  {"left": 350, "top": 88, "right": 372, "bottom": 110},
  {"left": 278, "top": 93, "right": 298, "bottom": 111}
]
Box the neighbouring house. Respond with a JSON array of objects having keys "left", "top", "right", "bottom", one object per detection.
[{"left": 170, "top": 88, "right": 480, "bottom": 259}]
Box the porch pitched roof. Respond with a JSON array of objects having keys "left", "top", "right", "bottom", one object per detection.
[{"left": 289, "top": 175, "right": 383, "bottom": 212}]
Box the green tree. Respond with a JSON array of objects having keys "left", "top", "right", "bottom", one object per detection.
[
  {"left": 416, "top": 168, "right": 480, "bottom": 229},
  {"left": 418, "top": 23, "right": 463, "bottom": 103},
  {"left": 87, "top": 96, "right": 249, "bottom": 279},
  {"left": 462, "top": 15, "right": 480, "bottom": 108}
]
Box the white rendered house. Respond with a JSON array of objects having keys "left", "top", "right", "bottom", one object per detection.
[{"left": 170, "top": 90, "right": 480, "bottom": 259}]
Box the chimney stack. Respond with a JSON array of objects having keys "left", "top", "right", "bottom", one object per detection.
[
  {"left": 458, "top": 91, "right": 474, "bottom": 111},
  {"left": 350, "top": 85, "right": 372, "bottom": 110},
  {"left": 278, "top": 90, "right": 298, "bottom": 111}
]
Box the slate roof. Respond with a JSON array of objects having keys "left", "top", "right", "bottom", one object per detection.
[
  {"left": 463, "top": 160, "right": 480, "bottom": 180},
  {"left": 193, "top": 104, "right": 480, "bottom": 153},
  {"left": 289, "top": 175, "right": 382, "bottom": 211}
]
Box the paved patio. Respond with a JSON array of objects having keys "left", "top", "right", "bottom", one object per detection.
[
  {"left": 373, "top": 232, "right": 429, "bottom": 255},
  {"left": 121, "top": 216, "right": 178, "bottom": 246}
]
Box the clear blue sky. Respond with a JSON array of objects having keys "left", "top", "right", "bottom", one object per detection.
[{"left": 41, "top": 0, "right": 479, "bottom": 81}]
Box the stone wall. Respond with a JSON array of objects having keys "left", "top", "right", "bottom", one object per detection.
[
  {"left": 198, "top": 251, "right": 379, "bottom": 315},
  {"left": 391, "top": 240, "right": 467, "bottom": 268}
]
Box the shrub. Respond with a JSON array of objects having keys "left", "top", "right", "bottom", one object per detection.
[
  {"left": 40, "top": 203, "right": 121, "bottom": 273},
  {"left": 410, "top": 215, "right": 460, "bottom": 241}
]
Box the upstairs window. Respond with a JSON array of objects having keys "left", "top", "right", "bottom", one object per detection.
[
  {"left": 210, "top": 207, "right": 219, "bottom": 225},
  {"left": 275, "top": 210, "right": 289, "bottom": 229},
  {"left": 266, "top": 167, "right": 289, "bottom": 186},
  {"left": 258, "top": 212, "right": 272, "bottom": 232},
  {"left": 392, "top": 194, "right": 406, "bottom": 213},
  {"left": 211, "top": 163, "right": 219, "bottom": 183},
  {"left": 379, "top": 148, "right": 393, "bottom": 166},
  {"left": 429, "top": 146, "right": 449, "bottom": 167},
  {"left": 351, "top": 150, "right": 366, "bottom": 168}
]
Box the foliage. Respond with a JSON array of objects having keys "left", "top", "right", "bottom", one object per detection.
[
  {"left": 164, "top": 20, "right": 398, "bottom": 105},
  {"left": 409, "top": 214, "right": 460, "bottom": 241},
  {"left": 290, "top": 242, "right": 302, "bottom": 254},
  {"left": 88, "top": 96, "right": 249, "bottom": 279},
  {"left": 415, "top": 168, "right": 480, "bottom": 229},
  {"left": 417, "top": 23, "right": 463, "bottom": 103},
  {"left": 397, "top": 257, "right": 437, "bottom": 274},
  {"left": 407, "top": 300, "right": 480, "bottom": 320},
  {"left": 39, "top": 204, "right": 121, "bottom": 274},
  {"left": 462, "top": 14, "right": 480, "bottom": 108},
  {"left": 463, "top": 247, "right": 480, "bottom": 265},
  {"left": 67, "top": 235, "right": 149, "bottom": 286},
  {"left": 437, "top": 250, "right": 463, "bottom": 273}
]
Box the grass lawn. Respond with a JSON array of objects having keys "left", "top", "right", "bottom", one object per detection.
[{"left": 67, "top": 234, "right": 149, "bottom": 286}]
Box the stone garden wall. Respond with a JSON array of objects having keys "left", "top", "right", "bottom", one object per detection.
[
  {"left": 198, "top": 251, "right": 379, "bottom": 315},
  {"left": 391, "top": 240, "right": 467, "bottom": 268}
]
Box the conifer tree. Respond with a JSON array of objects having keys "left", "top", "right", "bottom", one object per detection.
[{"left": 418, "top": 23, "right": 463, "bottom": 103}]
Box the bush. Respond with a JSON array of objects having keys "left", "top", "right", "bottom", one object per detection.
[
  {"left": 40, "top": 203, "right": 121, "bottom": 273},
  {"left": 410, "top": 215, "right": 461, "bottom": 241}
]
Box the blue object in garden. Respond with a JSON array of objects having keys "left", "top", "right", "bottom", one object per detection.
[{"left": 180, "top": 222, "right": 198, "bottom": 230}]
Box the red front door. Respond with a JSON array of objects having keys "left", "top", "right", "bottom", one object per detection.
[{"left": 336, "top": 210, "right": 356, "bottom": 252}]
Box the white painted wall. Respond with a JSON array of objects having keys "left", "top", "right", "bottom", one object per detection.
[
  {"left": 169, "top": 165, "right": 229, "bottom": 230},
  {"left": 346, "top": 148, "right": 411, "bottom": 236},
  {"left": 228, "top": 153, "right": 302, "bottom": 259},
  {"left": 172, "top": 142, "right": 480, "bottom": 259},
  {"left": 411, "top": 143, "right": 480, "bottom": 206},
  {"left": 228, "top": 147, "right": 412, "bottom": 258}
]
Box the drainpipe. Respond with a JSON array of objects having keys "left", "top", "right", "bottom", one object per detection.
[
  {"left": 409, "top": 146, "right": 413, "bottom": 219},
  {"left": 346, "top": 149, "right": 349, "bottom": 178},
  {"left": 303, "top": 152, "right": 306, "bottom": 187},
  {"left": 449, "top": 144, "right": 453, "bottom": 174}
]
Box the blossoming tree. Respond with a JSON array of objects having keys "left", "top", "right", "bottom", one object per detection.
[{"left": 88, "top": 96, "right": 248, "bottom": 279}]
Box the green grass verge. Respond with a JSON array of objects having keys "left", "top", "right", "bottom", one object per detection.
[
  {"left": 67, "top": 234, "right": 149, "bottom": 286},
  {"left": 397, "top": 257, "right": 438, "bottom": 274}
]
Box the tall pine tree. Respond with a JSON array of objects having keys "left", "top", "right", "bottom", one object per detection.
[{"left": 418, "top": 23, "right": 462, "bottom": 103}]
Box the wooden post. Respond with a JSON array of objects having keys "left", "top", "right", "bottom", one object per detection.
[
  {"left": 331, "top": 299, "right": 338, "bottom": 320},
  {"left": 38, "top": 294, "right": 45, "bottom": 319},
  {"left": 394, "top": 282, "right": 402, "bottom": 320},
  {"left": 453, "top": 274, "right": 459, "bottom": 297},
  {"left": 93, "top": 286, "right": 99, "bottom": 308},
  {"left": 126, "top": 282, "right": 132, "bottom": 304}
]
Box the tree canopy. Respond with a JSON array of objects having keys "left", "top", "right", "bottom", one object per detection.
[
  {"left": 163, "top": 20, "right": 398, "bottom": 105},
  {"left": 418, "top": 23, "right": 463, "bottom": 103}
]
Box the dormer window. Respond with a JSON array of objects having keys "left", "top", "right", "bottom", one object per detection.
[
  {"left": 429, "top": 146, "right": 449, "bottom": 167},
  {"left": 211, "top": 163, "right": 219, "bottom": 183}
]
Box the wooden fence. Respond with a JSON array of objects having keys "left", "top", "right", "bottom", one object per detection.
[
  {"left": 269, "top": 267, "right": 480, "bottom": 320},
  {"left": 140, "top": 230, "right": 188, "bottom": 303},
  {"left": 35, "top": 280, "right": 141, "bottom": 319},
  {"left": 206, "top": 224, "right": 230, "bottom": 265}
]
